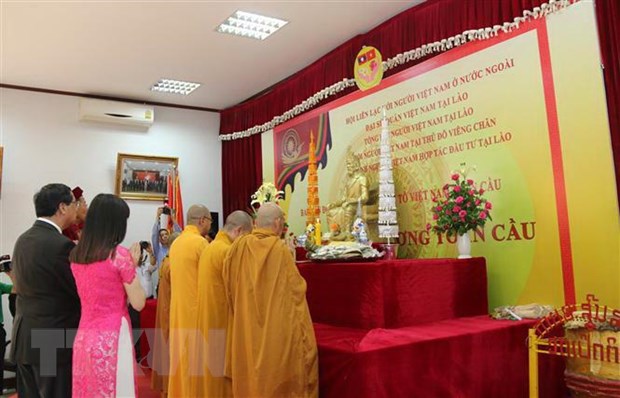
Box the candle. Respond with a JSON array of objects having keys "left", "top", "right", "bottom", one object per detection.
[{"left": 315, "top": 218, "right": 322, "bottom": 246}]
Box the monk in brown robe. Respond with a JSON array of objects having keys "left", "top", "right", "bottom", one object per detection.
[{"left": 223, "top": 203, "right": 318, "bottom": 398}]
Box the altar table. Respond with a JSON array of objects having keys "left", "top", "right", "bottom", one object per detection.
[
  {"left": 298, "top": 257, "right": 567, "bottom": 397},
  {"left": 297, "top": 257, "right": 488, "bottom": 329}
]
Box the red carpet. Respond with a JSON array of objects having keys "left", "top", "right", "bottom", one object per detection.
[{"left": 137, "top": 367, "right": 160, "bottom": 398}]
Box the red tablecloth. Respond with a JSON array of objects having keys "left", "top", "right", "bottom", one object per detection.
[
  {"left": 298, "top": 257, "right": 488, "bottom": 329},
  {"left": 298, "top": 257, "right": 566, "bottom": 397},
  {"left": 314, "top": 317, "right": 567, "bottom": 398}
]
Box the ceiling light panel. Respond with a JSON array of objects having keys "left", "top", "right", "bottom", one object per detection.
[
  {"left": 150, "top": 79, "right": 201, "bottom": 95},
  {"left": 217, "top": 10, "right": 288, "bottom": 40}
]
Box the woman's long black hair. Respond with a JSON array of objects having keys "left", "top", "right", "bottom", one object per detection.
[{"left": 69, "top": 193, "right": 130, "bottom": 264}]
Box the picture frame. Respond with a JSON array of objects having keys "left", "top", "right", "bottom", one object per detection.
[{"left": 115, "top": 153, "right": 178, "bottom": 201}]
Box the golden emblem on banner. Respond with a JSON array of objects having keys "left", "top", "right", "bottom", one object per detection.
[{"left": 354, "top": 46, "right": 383, "bottom": 91}]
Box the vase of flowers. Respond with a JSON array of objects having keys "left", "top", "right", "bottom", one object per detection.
[
  {"left": 456, "top": 232, "right": 471, "bottom": 259},
  {"left": 428, "top": 166, "right": 493, "bottom": 259}
]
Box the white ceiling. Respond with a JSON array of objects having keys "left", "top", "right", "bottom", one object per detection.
[{"left": 1, "top": 0, "right": 424, "bottom": 111}]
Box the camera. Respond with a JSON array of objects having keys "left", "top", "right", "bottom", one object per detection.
[
  {"left": 139, "top": 241, "right": 150, "bottom": 251},
  {"left": 0, "top": 254, "right": 11, "bottom": 273},
  {"left": 162, "top": 207, "right": 171, "bottom": 215}
]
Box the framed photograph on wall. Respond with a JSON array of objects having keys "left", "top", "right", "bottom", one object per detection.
[{"left": 115, "top": 153, "right": 178, "bottom": 201}]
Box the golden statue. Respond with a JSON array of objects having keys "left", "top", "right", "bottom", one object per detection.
[{"left": 326, "top": 149, "right": 370, "bottom": 241}]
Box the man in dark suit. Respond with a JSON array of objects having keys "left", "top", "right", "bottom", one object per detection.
[{"left": 10, "top": 183, "right": 81, "bottom": 397}]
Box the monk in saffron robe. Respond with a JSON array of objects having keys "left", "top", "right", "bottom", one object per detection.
[
  {"left": 192, "top": 210, "right": 253, "bottom": 397},
  {"left": 167, "top": 205, "right": 212, "bottom": 397},
  {"left": 223, "top": 203, "right": 318, "bottom": 398},
  {"left": 151, "top": 231, "right": 180, "bottom": 396}
]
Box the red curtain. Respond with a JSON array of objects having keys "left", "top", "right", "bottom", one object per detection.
[
  {"left": 221, "top": 133, "right": 263, "bottom": 217},
  {"left": 220, "top": 0, "right": 620, "bottom": 214},
  {"left": 595, "top": 0, "right": 620, "bottom": 201}
]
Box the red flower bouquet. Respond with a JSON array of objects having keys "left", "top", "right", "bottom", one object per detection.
[{"left": 429, "top": 170, "right": 492, "bottom": 237}]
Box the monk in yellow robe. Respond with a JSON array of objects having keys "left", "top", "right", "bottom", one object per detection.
[
  {"left": 223, "top": 203, "right": 319, "bottom": 398},
  {"left": 167, "top": 205, "right": 212, "bottom": 397},
  {"left": 192, "top": 210, "right": 253, "bottom": 397},
  {"left": 151, "top": 232, "right": 180, "bottom": 396}
]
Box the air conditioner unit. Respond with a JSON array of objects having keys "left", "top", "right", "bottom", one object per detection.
[{"left": 79, "top": 98, "right": 154, "bottom": 129}]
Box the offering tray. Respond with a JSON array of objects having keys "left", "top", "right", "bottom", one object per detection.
[
  {"left": 310, "top": 256, "right": 380, "bottom": 263},
  {"left": 307, "top": 242, "right": 383, "bottom": 263}
]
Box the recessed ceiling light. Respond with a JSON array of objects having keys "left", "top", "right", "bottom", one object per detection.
[
  {"left": 150, "top": 79, "right": 201, "bottom": 95},
  {"left": 217, "top": 10, "right": 288, "bottom": 40}
]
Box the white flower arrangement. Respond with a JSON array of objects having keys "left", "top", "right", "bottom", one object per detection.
[{"left": 250, "top": 182, "right": 284, "bottom": 209}]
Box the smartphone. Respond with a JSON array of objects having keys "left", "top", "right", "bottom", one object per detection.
[{"left": 0, "top": 254, "right": 11, "bottom": 272}]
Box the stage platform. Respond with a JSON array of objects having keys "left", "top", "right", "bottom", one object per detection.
[
  {"left": 138, "top": 258, "right": 566, "bottom": 397},
  {"left": 298, "top": 257, "right": 566, "bottom": 398}
]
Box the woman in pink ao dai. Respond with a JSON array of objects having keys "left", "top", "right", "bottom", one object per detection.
[{"left": 69, "top": 194, "right": 146, "bottom": 397}]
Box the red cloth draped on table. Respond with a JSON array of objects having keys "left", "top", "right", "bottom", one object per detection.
[
  {"left": 298, "top": 257, "right": 488, "bottom": 329},
  {"left": 313, "top": 319, "right": 566, "bottom": 398},
  {"left": 297, "top": 258, "right": 567, "bottom": 398},
  {"left": 220, "top": 0, "right": 620, "bottom": 213}
]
